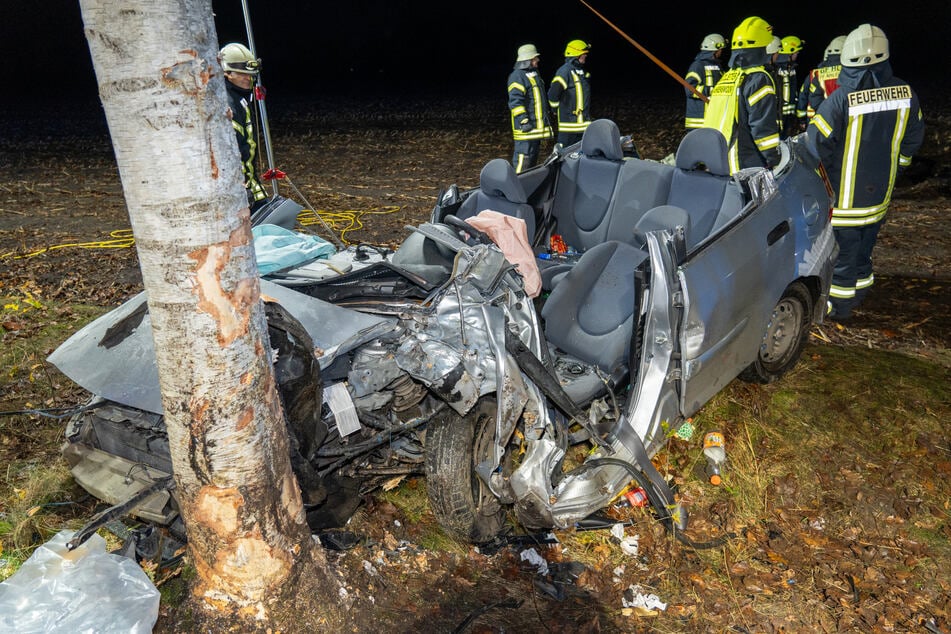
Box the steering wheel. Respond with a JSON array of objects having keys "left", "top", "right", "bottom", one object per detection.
[{"left": 443, "top": 214, "right": 494, "bottom": 246}]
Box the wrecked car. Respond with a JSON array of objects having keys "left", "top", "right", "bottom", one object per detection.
[{"left": 50, "top": 121, "right": 835, "bottom": 544}]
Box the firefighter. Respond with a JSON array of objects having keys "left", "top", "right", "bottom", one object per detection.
[
  {"left": 808, "top": 24, "right": 925, "bottom": 321},
  {"left": 776, "top": 36, "right": 804, "bottom": 138},
  {"left": 548, "top": 39, "right": 593, "bottom": 147},
  {"left": 703, "top": 17, "right": 781, "bottom": 174},
  {"left": 796, "top": 36, "right": 846, "bottom": 131},
  {"left": 684, "top": 33, "right": 726, "bottom": 129},
  {"left": 220, "top": 42, "right": 267, "bottom": 209},
  {"left": 508, "top": 44, "right": 553, "bottom": 173},
  {"left": 807, "top": 36, "right": 847, "bottom": 120}
]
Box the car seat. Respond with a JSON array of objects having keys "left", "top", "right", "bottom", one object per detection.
[
  {"left": 666, "top": 128, "right": 733, "bottom": 244},
  {"left": 541, "top": 240, "right": 647, "bottom": 404},
  {"left": 631, "top": 205, "right": 690, "bottom": 250},
  {"left": 456, "top": 158, "right": 536, "bottom": 240}
]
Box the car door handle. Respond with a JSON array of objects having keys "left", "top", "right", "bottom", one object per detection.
[{"left": 767, "top": 220, "right": 790, "bottom": 246}]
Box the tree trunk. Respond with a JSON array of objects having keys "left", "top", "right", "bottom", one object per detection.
[{"left": 78, "top": 0, "right": 344, "bottom": 626}]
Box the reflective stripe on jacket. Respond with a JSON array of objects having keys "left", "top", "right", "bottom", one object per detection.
[
  {"left": 508, "top": 68, "right": 554, "bottom": 141},
  {"left": 809, "top": 63, "right": 924, "bottom": 227},
  {"left": 226, "top": 82, "right": 266, "bottom": 202},
  {"left": 684, "top": 51, "right": 723, "bottom": 128},
  {"left": 548, "top": 59, "right": 591, "bottom": 133},
  {"left": 704, "top": 65, "right": 780, "bottom": 173}
]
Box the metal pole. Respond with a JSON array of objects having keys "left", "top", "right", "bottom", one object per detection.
[
  {"left": 240, "top": 0, "right": 279, "bottom": 195},
  {"left": 578, "top": 0, "right": 709, "bottom": 103}
]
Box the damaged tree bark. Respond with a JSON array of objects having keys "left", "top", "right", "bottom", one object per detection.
[{"left": 78, "top": 0, "right": 345, "bottom": 626}]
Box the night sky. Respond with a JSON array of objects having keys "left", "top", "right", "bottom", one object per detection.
[{"left": 7, "top": 0, "right": 947, "bottom": 105}]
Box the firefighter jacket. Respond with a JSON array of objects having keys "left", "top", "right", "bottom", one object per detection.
[
  {"left": 684, "top": 51, "right": 724, "bottom": 128},
  {"left": 795, "top": 70, "right": 815, "bottom": 119},
  {"left": 508, "top": 66, "right": 554, "bottom": 141},
  {"left": 808, "top": 61, "right": 925, "bottom": 228},
  {"left": 703, "top": 48, "right": 781, "bottom": 174},
  {"left": 548, "top": 58, "right": 592, "bottom": 136},
  {"left": 225, "top": 81, "right": 266, "bottom": 202},
  {"left": 804, "top": 55, "right": 842, "bottom": 119}
]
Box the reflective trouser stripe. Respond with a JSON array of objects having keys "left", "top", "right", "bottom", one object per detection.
[
  {"left": 829, "top": 284, "right": 856, "bottom": 299},
  {"left": 830, "top": 273, "right": 874, "bottom": 298},
  {"left": 685, "top": 117, "right": 704, "bottom": 128}
]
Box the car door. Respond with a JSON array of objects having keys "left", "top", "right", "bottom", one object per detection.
[{"left": 676, "top": 186, "right": 800, "bottom": 416}]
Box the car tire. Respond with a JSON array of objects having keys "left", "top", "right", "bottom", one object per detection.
[
  {"left": 739, "top": 281, "right": 813, "bottom": 384},
  {"left": 425, "top": 397, "right": 506, "bottom": 542}
]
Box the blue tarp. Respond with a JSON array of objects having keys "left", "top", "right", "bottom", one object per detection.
[{"left": 252, "top": 224, "right": 336, "bottom": 275}]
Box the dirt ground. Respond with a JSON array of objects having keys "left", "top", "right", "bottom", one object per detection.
[{"left": 2, "top": 90, "right": 950, "bottom": 632}]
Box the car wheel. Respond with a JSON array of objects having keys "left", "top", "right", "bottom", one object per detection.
[
  {"left": 425, "top": 397, "right": 506, "bottom": 542},
  {"left": 739, "top": 281, "right": 813, "bottom": 384}
]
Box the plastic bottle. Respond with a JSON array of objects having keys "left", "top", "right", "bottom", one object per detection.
[{"left": 702, "top": 431, "right": 726, "bottom": 485}]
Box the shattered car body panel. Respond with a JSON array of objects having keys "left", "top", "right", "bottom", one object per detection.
[
  {"left": 49, "top": 280, "right": 399, "bottom": 415},
  {"left": 52, "top": 122, "right": 834, "bottom": 543}
]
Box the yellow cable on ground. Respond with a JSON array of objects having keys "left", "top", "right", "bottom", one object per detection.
[
  {"left": 297, "top": 207, "right": 402, "bottom": 245},
  {"left": 2, "top": 204, "right": 402, "bottom": 261},
  {"left": 1, "top": 229, "right": 135, "bottom": 261}
]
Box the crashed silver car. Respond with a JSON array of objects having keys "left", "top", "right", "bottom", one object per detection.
[{"left": 50, "top": 121, "right": 835, "bottom": 544}]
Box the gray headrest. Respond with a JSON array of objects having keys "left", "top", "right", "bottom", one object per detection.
[
  {"left": 675, "top": 128, "right": 730, "bottom": 176},
  {"left": 635, "top": 205, "right": 691, "bottom": 235},
  {"left": 580, "top": 119, "right": 623, "bottom": 161},
  {"left": 480, "top": 158, "right": 528, "bottom": 203}
]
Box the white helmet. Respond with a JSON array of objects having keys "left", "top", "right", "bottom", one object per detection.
[
  {"left": 700, "top": 33, "right": 726, "bottom": 51},
  {"left": 766, "top": 36, "right": 782, "bottom": 55},
  {"left": 841, "top": 24, "right": 889, "bottom": 67},
  {"left": 516, "top": 44, "right": 540, "bottom": 62},
  {"left": 824, "top": 35, "right": 847, "bottom": 60},
  {"left": 220, "top": 42, "right": 260, "bottom": 74}
]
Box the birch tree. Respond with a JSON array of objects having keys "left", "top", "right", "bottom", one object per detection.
[{"left": 78, "top": 0, "right": 344, "bottom": 626}]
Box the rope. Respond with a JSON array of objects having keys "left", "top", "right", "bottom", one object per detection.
[
  {"left": 1, "top": 229, "right": 135, "bottom": 261},
  {"left": 1, "top": 195, "right": 403, "bottom": 261},
  {"left": 296, "top": 206, "right": 402, "bottom": 246},
  {"left": 281, "top": 173, "right": 403, "bottom": 247}
]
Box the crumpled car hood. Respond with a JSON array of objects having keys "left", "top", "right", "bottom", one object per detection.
[{"left": 47, "top": 279, "right": 397, "bottom": 414}]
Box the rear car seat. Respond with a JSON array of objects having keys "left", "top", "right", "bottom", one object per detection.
[
  {"left": 665, "top": 128, "right": 734, "bottom": 246},
  {"left": 548, "top": 119, "right": 625, "bottom": 251}
]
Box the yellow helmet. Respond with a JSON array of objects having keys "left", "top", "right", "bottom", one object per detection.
[
  {"left": 732, "top": 16, "right": 773, "bottom": 50},
  {"left": 780, "top": 36, "right": 803, "bottom": 55},
  {"left": 220, "top": 42, "right": 259, "bottom": 74},
  {"left": 564, "top": 39, "right": 591, "bottom": 57}
]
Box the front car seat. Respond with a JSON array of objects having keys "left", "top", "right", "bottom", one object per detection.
[{"left": 456, "top": 158, "right": 536, "bottom": 240}]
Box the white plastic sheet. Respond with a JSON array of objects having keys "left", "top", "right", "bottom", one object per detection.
[{"left": 0, "top": 529, "right": 160, "bottom": 634}]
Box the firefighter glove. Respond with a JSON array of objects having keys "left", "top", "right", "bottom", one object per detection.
[{"left": 519, "top": 119, "right": 533, "bottom": 132}]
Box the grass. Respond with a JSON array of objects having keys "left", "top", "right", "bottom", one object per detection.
[
  {"left": 0, "top": 462, "right": 84, "bottom": 581},
  {"left": 0, "top": 291, "right": 107, "bottom": 580}
]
